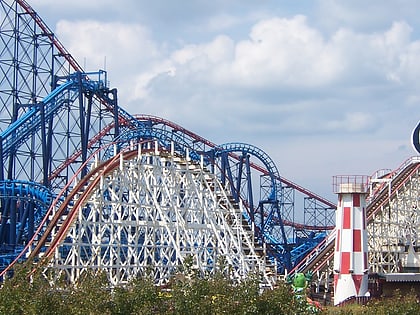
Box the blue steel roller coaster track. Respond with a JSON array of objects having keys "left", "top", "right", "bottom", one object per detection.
[
  {"left": 412, "top": 121, "right": 420, "bottom": 154},
  {"left": 0, "top": 0, "right": 336, "bottom": 277}
]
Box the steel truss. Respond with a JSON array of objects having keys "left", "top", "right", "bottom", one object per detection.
[
  {"left": 0, "top": 0, "right": 98, "bottom": 187},
  {"left": 1, "top": 0, "right": 337, "bottom": 278},
  {"left": 304, "top": 197, "right": 335, "bottom": 229},
  {"left": 0, "top": 0, "right": 119, "bottom": 259},
  {"left": 44, "top": 143, "right": 276, "bottom": 286},
  {"left": 110, "top": 122, "right": 336, "bottom": 272}
]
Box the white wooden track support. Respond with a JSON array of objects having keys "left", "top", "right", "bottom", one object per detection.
[
  {"left": 42, "top": 144, "right": 277, "bottom": 287},
  {"left": 368, "top": 158, "right": 420, "bottom": 273},
  {"left": 289, "top": 157, "right": 420, "bottom": 296}
]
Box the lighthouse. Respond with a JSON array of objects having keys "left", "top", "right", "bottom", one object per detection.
[{"left": 333, "top": 176, "right": 369, "bottom": 306}]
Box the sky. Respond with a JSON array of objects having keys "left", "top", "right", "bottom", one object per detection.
[{"left": 30, "top": 0, "right": 420, "bottom": 202}]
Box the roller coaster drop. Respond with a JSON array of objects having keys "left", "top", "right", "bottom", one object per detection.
[{"left": 0, "top": 0, "right": 335, "bottom": 285}]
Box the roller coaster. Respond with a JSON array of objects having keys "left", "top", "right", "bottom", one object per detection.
[
  {"left": 0, "top": 0, "right": 336, "bottom": 285},
  {"left": 1, "top": 0, "right": 419, "bottom": 294}
]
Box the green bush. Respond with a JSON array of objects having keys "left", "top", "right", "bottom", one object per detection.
[
  {"left": 0, "top": 266, "right": 297, "bottom": 315},
  {"left": 1, "top": 264, "right": 419, "bottom": 315}
]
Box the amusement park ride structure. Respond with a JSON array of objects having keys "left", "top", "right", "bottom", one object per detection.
[
  {"left": 0, "top": 0, "right": 419, "bottom": 300},
  {"left": 0, "top": 0, "right": 335, "bottom": 285}
]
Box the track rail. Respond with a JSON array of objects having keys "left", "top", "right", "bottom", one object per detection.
[
  {"left": 24, "top": 144, "right": 278, "bottom": 286},
  {"left": 136, "top": 115, "right": 336, "bottom": 209},
  {"left": 0, "top": 141, "right": 117, "bottom": 278},
  {"left": 289, "top": 156, "right": 420, "bottom": 276},
  {"left": 35, "top": 152, "right": 126, "bottom": 260},
  {"left": 49, "top": 112, "right": 336, "bottom": 228},
  {"left": 0, "top": 1, "right": 335, "bottom": 278},
  {"left": 16, "top": 0, "right": 83, "bottom": 72}
]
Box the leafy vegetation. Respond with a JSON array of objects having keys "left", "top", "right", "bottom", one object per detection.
[
  {"left": 323, "top": 288, "right": 420, "bottom": 315},
  {"left": 0, "top": 264, "right": 419, "bottom": 314},
  {"left": 0, "top": 262, "right": 315, "bottom": 315}
]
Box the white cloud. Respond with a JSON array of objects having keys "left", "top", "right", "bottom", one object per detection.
[
  {"left": 164, "top": 15, "right": 420, "bottom": 93},
  {"left": 55, "top": 19, "right": 166, "bottom": 105},
  {"left": 33, "top": 0, "right": 420, "bottom": 204},
  {"left": 49, "top": 8, "right": 420, "bottom": 173},
  {"left": 54, "top": 12, "right": 420, "bottom": 105},
  {"left": 230, "top": 15, "right": 341, "bottom": 88},
  {"left": 325, "top": 112, "right": 373, "bottom": 133},
  {"left": 163, "top": 15, "right": 344, "bottom": 91},
  {"left": 56, "top": 20, "right": 158, "bottom": 71},
  {"left": 172, "top": 35, "right": 234, "bottom": 65},
  {"left": 117, "top": 14, "right": 420, "bottom": 141}
]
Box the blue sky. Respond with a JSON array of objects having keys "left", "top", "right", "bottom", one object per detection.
[{"left": 32, "top": 0, "right": 420, "bottom": 202}]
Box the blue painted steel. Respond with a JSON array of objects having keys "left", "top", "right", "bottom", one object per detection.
[
  {"left": 214, "top": 142, "right": 281, "bottom": 200},
  {"left": 0, "top": 71, "right": 111, "bottom": 161},
  {"left": 0, "top": 71, "right": 118, "bottom": 270},
  {"left": 112, "top": 120, "right": 330, "bottom": 272},
  {"left": 212, "top": 143, "right": 292, "bottom": 270},
  {"left": 290, "top": 232, "right": 326, "bottom": 267},
  {"left": 0, "top": 80, "right": 75, "bottom": 157},
  {"left": 107, "top": 126, "right": 202, "bottom": 162},
  {"left": 0, "top": 0, "right": 336, "bottom": 277},
  {"left": 0, "top": 180, "right": 52, "bottom": 206},
  {"left": 412, "top": 121, "right": 420, "bottom": 154},
  {"left": 0, "top": 180, "right": 51, "bottom": 269}
]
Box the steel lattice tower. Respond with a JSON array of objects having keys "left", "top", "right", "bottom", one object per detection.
[
  {"left": 0, "top": 0, "right": 337, "bottom": 283},
  {"left": 0, "top": 0, "right": 117, "bottom": 189}
]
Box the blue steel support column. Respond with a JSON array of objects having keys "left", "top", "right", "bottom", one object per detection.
[
  {"left": 259, "top": 199, "right": 291, "bottom": 270},
  {"left": 9, "top": 2, "right": 19, "bottom": 182},
  {"left": 0, "top": 136, "right": 3, "bottom": 181},
  {"left": 245, "top": 154, "right": 255, "bottom": 220},
  {"left": 111, "top": 88, "right": 119, "bottom": 141},
  {"left": 0, "top": 137, "right": 2, "bottom": 247},
  {"left": 46, "top": 104, "right": 54, "bottom": 186},
  {"left": 278, "top": 200, "right": 291, "bottom": 270},
  {"left": 412, "top": 121, "right": 420, "bottom": 154},
  {"left": 9, "top": 199, "right": 16, "bottom": 248},
  {"left": 235, "top": 155, "right": 243, "bottom": 202},
  {"left": 16, "top": 200, "right": 27, "bottom": 243},
  {"left": 259, "top": 202, "right": 264, "bottom": 242},
  {"left": 96, "top": 86, "right": 119, "bottom": 151},
  {"left": 226, "top": 157, "right": 235, "bottom": 197},
  {"left": 85, "top": 94, "right": 93, "bottom": 148},
  {"left": 78, "top": 72, "right": 88, "bottom": 178},
  {"left": 220, "top": 152, "right": 227, "bottom": 186},
  {"left": 40, "top": 101, "right": 49, "bottom": 186},
  {"left": 275, "top": 201, "right": 289, "bottom": 250},
  {"left": 0, "top": 203, "right": 6, "bottom": 246},
  {"left": 28, "top": 201, "right": 34, "bottom": 241},
  {"left": 80, "top": 92, "right": 93, "bottom": 179},
  {"left": 0, "top": 140, "right": 4, "bottom": 248},
  {"left": 209, "top": 150, "right": 215, "bottom": 174}
]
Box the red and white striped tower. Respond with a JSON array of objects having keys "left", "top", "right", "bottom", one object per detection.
[{"left": 333, "top": 176, "right": 369, "bottom": 306}]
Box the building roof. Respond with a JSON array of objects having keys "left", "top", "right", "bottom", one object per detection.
[{"left": 384, "top": 273, "right": 420, "bottom": 282}]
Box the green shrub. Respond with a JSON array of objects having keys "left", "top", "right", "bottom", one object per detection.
[{"left": 2, "top": 264, "right": 419, "bottom": 315}]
